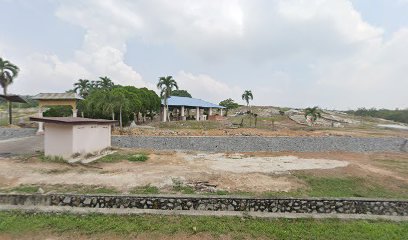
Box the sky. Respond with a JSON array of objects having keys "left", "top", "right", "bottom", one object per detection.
[{"left": 0, "top": 0, "right": 407, "bottom": 110}]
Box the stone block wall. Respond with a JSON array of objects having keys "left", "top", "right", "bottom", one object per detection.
[{"left": 1, "top": 193, "right": 407, "bottom": 216}]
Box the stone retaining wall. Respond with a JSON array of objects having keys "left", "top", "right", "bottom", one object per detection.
[{"left": 1, "top": 193, "right": 407, "bottom": 216}]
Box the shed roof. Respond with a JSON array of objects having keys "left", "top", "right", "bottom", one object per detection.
[
  {"left": 33, "top": 93, "right": 83, "bottom": 100},
  {"left": 29, "top": 117, "right": 117, "bottom": 125},
  {"left": 0, "top": 94, "right": 27, "bottom": 103},
  {"left": 162, "top": 96, "right": 225, "bottom": 108}
]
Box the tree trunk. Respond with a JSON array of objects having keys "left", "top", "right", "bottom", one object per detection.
[
  {"left": 8, "top": 101, "right": 12, "bottom": 125},
  {"left": 119, "top": 106, "right": 123, "bottom": 129}
]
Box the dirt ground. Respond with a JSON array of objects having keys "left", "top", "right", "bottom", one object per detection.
[{"left": 0, "top": 149, "right": 407, "bottom": 194}]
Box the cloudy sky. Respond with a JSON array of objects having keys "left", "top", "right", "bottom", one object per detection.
[{"left": 1, "top": 0, "right": 407, "bottom": 110}]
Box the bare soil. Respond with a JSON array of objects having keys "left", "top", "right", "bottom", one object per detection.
[{"left": 1, "top": 150, "right": 407, "bottom": 194}]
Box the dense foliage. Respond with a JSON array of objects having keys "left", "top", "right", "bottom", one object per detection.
[
  {"left": 171, "top": 89, "right": 192, "bottom": 98},
  {"left": 78, "top": 84, "right": 160, "bottom": 126},
  {"left": 43, "top": 106, "right": 73, "bottom": 117},
  {"left": 219, "top": 98, "right": 239, "bottom": 115},
  {"left": 347, "top": 108, "right": 408, "bottom": 124}
]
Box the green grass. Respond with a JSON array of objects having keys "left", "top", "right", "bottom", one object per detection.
[
  {"left": 272, "top": 175, "right": 408, "bottom": 199},
  {"left": 39, "top": 154, "right": 66, "bottom": 163},
  {"left": 4, "top": 185, "right": 39, "bottom": 194},
  {"left": 129, "top": 185, "right": 160, "bottom": 194},
  {"left": 158, "top": 120, "right": 223, "bottom": 130},
  {"left": 97, "top": 152, "right": 149, "bottom": 163},
  {"left": 0, "top": 212, "right": 407, "bottom": 239},
  {"left": 0, "top": 184, "right": 119, "bottom": 195}
]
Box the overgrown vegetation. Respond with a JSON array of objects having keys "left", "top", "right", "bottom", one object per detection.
[
  {"left": 129, "top": 185, "right": 160, "bottom": 194},
  {"left": 1, "top": 212, "right": 407, "bottom": 239},
  {"left": 0, "top": 184, "right": 119, "bottom": 194},
  {"left": 97, "top": 152, "right": 149, "bottom": 163},
  {"left": 285, "top": 174, "right": 408, "bottom": 199},
  {"left": 347, "top": 108, "right": 408, "bottom": 124}
]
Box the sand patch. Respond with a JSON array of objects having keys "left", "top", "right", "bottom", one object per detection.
[{"left": 184, "top": 153, "right": 349, "bottom": 173}]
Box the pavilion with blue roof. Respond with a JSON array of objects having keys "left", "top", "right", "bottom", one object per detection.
[{"left": 161, "top": 96, "right": 225, "bottom": 122}]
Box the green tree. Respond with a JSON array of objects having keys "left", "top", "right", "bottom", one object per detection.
[
  {"left": 219, "top": 98, "right": 239, "bottom": 116},
  {"left": 97, "top": 76, "right": 115, "bottom": 89},
  {"left": 241, "top": 90, "right": 253, "bottom": 108},
  {"left": 171, "top": 89, "right": 192, "bottom": 98},
  {"left": 73, "top": 79, "right": 91, "bottom": 98},
  {"left": 0, "top": 57, "right": 20, "bottom": 124},
  {"left": 157, "top": 76, "right": 178, "bottom": 121},
  {"left": 304, "top": 106, "right": 322, "bottom": 126}
]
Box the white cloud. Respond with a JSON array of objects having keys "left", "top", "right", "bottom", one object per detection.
[
  {"left": 2, "top": 0, "right": 408, "bottom": 108},
  {"left": 175, "top": 71, "right": 242, "bottom": 104}
]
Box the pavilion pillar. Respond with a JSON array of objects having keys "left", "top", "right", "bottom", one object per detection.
[
  {"left": 72, "top": 108, "right": 78, "bottom": 117},
  {"left": 162, "top": 106, "right": 167, "bottom": 122},
  {"left": 220, "top": 109, "right": 223, "bottom": 116},
  {"left": 209, "top": 107, "right": 213, "bottom": 116},
  {"left": 181, "top": 106, "right": 186, "bottom": 121},
  {"left": 187, "top": 109, "right": 190, "bottom": 119},
  {"left": 196, "top": 107, "right": 200, "bottom": 121},
  {"left": 37, "top": 107, "right": 44, "bottom": 134}
]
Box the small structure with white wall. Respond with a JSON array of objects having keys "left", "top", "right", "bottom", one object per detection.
[
  {"left": 30, "top": 117, "right": 117, "bottom": 159},
  {"left": 161, "top": 96, "right": 225, "bottom": 122},
  {"left": 33, "top": 93, "right": 83, "bottom": 134}
]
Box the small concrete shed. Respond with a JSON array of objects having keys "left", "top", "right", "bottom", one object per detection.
[{"left": 30, "top": 117, "right": 117, "bottom": 158}]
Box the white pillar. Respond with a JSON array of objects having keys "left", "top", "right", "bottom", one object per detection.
[
  {"left": 37, "top": 107, "right": 44, "bottom": 134},
  {"left": 162, "top": 107, "right": 167, "bottom": 122},
  {"left": 196, "top": 107, "right": 200, "bottom": 121},
  {"left": 209, "top": 107, "right": 213, "bottom": 116},
  {"left": 220, "top": 109, "right": 223, "bottom": 116},
  {"left": 181, "top": 106, "right": 185, "bottom": 121},
  {"left": 72, "top": 108, "right": 78, "bottom": 117}
]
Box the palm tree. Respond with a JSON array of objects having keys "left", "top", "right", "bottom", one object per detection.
[
  {"left": 304, "top": 106, "right": 322, "bottom": 126},
  {"left": 97, "top": 76, "right": 114, "bottom": 89},
  {"left": 73, "top": 79, "right": 91, "bottom": 98},
  {"left": 241, "top": 90, "right": 253, "bottom": 109},
  {"left": 0, "top": 57, "right": 20, "bottom": 124},
  {"left": 157, "top": 76, "right": 178, "bottom": 121}
]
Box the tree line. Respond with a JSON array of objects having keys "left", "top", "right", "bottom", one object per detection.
[
  {"left": 71, "top": 77, "right": 161, "bottom": 128},
  {"left": 347, "top": 108, "right": 408, "bottom": 124}
]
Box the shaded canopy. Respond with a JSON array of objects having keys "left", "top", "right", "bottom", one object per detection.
[{"left": 161, "top": 96, "right": 225, "bottom": 109}]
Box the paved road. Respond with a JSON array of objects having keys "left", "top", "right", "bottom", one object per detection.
[{"left": 1, "top": 128, "right": 407, "bottom": 156}]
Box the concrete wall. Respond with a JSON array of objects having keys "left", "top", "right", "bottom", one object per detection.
[
  {"left": 72, "top": 125, "right": 111, "bottom": 154},
  {"left": 44, "top": 124, "right": 73, "bottom": 158},
  {"left": 1, "top": 193, "right": 407, "bottom": 216},
  {"left": 44, "top": 124, "right": 111, "bottom": 158}
]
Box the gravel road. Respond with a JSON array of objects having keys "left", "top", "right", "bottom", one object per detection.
[
  {"left": 1, "top": 128, "right": 407, "bottom": 153},
  {"left": 113, "top": 136, "right": 408, "bottom": 152},
  {"left": 0, "top": 128, "right": 36, "bottom": 140}
]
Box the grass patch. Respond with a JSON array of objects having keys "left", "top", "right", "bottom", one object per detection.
[
  {"left": 157, "top": 120, "right": 222, "bottom": 130},
  {"left": 274, "top": 174, "right": 408, "bottom": 199},
  {"left": 39, "top": 154, "right": 66, "bottom": 163},
  {"left": 129, "top": 185, "right": 160, "bottom": 194},
  {"left": 0, "top": 184, "right": 119, "bottom": 195},
  {"left": 97, "top": 152, "right": 149, "bottom": 163},
  {"left": 4, "top": 185, "right": 39, "bottom": 193},
  {"left": 172, "top": 178, "right": 196, "bottom": 194},
  {"left": 0, "top": 212, "right": 407, "bottom": 239}
]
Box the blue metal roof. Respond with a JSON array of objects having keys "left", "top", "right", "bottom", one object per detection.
[{"left": 162, "top": 96, "right": 225, "bottom": 108}]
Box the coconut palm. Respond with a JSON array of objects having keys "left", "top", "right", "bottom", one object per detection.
[
  {"left": 157, "top": 76, "right": 178, "bottom": 121},
  {"left": 0, "top": 57, "right": 20, "bottom": 124},
  {"left": 97, "top": 76, "right": 114, "bottom": 89},
  {"left": 73, "top": 79, "right": 91, "bottom": 98},
  {"left": 241, "top": 90, "right": 253, "bottom": 108},
  {"left": 304, "top": 106, "right": 322, "bottom": 126}
]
